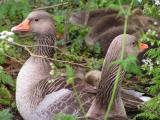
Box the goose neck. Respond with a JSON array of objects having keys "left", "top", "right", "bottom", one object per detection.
[
  {"left": 34, "top": 33, "right": 56, "bottom": 59},
  {"left": 96, "top": 45, "right": 125, "bottom": 108}
]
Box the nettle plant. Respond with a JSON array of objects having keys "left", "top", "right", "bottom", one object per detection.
[
  {"left": 0, "top": 31, "right": 15, "bottom": 120},
  {"left": 0, "top": 31, "right": 14, "bottom": 63},
  {"left": 133, "top": 29, "right": 160, "bottom": 120},
  {"left": 140, "top": 29, "right": 160, "bottom": 95}
]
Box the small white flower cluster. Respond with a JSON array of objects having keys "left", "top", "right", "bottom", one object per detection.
[
  {"left": 147, "top": 29, "right": 158, "bottom": 37},
  {"left": 0, "top": 66, "right": 3, "bottom": 70},
  {"left": 49, "top": 62, "right": 54, "bottom": 76},
  {"left": 154, "top": 0, "right": 160, "bottom": 5},
  {"left": 142, "top": 58, "right": 153, "bottom": 71},
  {"left": 0, "top": 66, "right": 3, "bottom": 73},
  {"left": 156, "top": 60, "right": 160, "bottom": 64},
  {"left": 145, "top": 29, "right": 160, "bottom": 46},
  {"left": 0, "top": 31, "right": 14, "bottom": 42},
  {"left": 137, "top": 0, "right": 142, "bottom": 3}
]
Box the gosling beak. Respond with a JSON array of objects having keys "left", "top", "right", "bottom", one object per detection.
[
  {"left": 139, "top": 43, "right": 149, "bottom": 52},
  {"left": 11, "top": 19, "right": 30, "bottom": 32}
]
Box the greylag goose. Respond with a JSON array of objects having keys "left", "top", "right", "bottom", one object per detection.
[
  {"left": 11, "top": 11, "right": 147, "bottom": 120},
  {"left": 85, "top": 15, "right": 157, "bottom": 56},
  {"left": 11, "top": 10, "right": 95, "bottom": 120},
  {"left": 69, "top": 7, "right": 142, "bottom": 27},
  {"left": 69, "top": 9, "right": 159, "bottom": 56},
  {"left": 86, "top": 34, "right": 148, "bottom": 119},
  {"left": 85, "top": 70, "right": 151, "bottom": 113},
  {"left": 69, "top": 8, "right": 118, "bottom": 27}
]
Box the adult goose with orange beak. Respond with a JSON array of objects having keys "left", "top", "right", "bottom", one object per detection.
[
  {"left": 11, "top": 10, "right": 96, "bottom": 120},
  {"left": 86, "top": 34, "right": 148, "bottom": 119},
  {"left": 11, "top": 11, "right": 148, "bottom": 120}
]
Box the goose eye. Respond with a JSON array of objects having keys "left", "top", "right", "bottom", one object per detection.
[
  {"left": 35, "top": 19, "right": 39, "bottom": 22},
  {"left": 132, "top": 42, "right": 136, "bottom": 46}
]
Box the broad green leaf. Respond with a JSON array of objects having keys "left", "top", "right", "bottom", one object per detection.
[
  {"left": 53, "top": 113, "right": 76, "bottom": 120},
  {"left": 0, "top": 86, "right": 11, "bottom": 105},
  {"left": 0, "top": 109, "right": 12, "bottom": 120},
  {"left": 66, "top": 65, "right": 74, "bottom": 85},
  {"left": 0, "top": 69, "right": 14, "bottom": 87}
]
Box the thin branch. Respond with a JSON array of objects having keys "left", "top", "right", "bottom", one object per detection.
[
  {"left": 8, "top": 41, "right": 89, "bottom": 68},
  {"left": 0, "top": 52, "right": 23, "bottom": 64},
  {"left": 31, "top": 53, "right": 88, "bottom": 68},
  {"left": 9, "top": 41, "right": 87, "bottom": 61},
  {"left": 34, "top": 2, "right": 69, "bottom": 10}
]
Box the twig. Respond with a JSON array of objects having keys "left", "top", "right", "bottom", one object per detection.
[
  {"left": 0, "top": 52, "right": 23, "bottom": 64},
  {"left": 72, "top": 84, "right": 88, "bottom": 120},
  {"left": 34, "top": 2, "right": 69, "bottom": 10},
  {"left": 9, "top": 41, "right": 87, "bottom": 61},
  {"left": 31, "top": 54, "right": 88, "bottom": 68},
  {"left": 8, "top": 41, "right": 89, "bottom": 68}
]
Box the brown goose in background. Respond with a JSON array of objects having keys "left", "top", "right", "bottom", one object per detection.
[
  {"left": 69, "top": 8, "right": 160, "bottom": 57},
  {"left": 69, "top": 8, "right": 143, "bottom": 28},
  {"left": 11, "top": 10, "right": 96, "bottom": 120},
  {"left": 86, "top": 25, "right": 140, "bottom": 55},
  {"left": 69, "top": 8, "right": 119, "bottom": 27},
  {"left": 69, "top": 6, "right": 142, "bottom": 27},
  {"left": 86, "top": 34, "right": 148, "bottom": 119},
  {"left": 85, "top": 14, "right": 159, "bottom": 56}
]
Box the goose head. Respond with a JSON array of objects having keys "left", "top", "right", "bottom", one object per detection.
[
  {"left": 11, "top": 11, "right": 56, "bottom": 58},
  {"left": 11, "top": 10, "right": 55, "bottom": 35},
  {"left": 117, "top": 35, "right": 149, "bottom": 57}
]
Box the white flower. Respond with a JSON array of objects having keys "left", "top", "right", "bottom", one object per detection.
[
  {"left": 154, "top": 21, "right": 158, "bottom": 25},
  {"left": 137, "top": 0, "right": 142, "bottom": 3},
  {"left": 48, "top": 79, "right": 55, "bottom": 83},
  {"left": 1, "top": 31, "right": 8, "bottom": 36},
  {"left": 50, "top": 62, "right": 53, "bottom": 66},
  {"left": 7, "top": 37, "right": 14, "bottom": 42},
  {"left": 0, "top": 66, "right": 3, "bottom": 70},
  {"left": 0, "top": 35, "right": 7, "bottom": 40},
  {"left": 0, "top": 31, "right": 14, "bottom": 39},
  {"left": 154, "top": 0, "right": 160, "bottom": 5},
  {"left": 6, "top": 32, "right": 14, "bottom": 36},
  {"left": 142, "top": 58, "right": 152, "bottom": 65},
  {"left": 149, "top": 65, "right": 153, "bottom": 70},
  {"left": 147, "top": 29, "right": 151, "bottom": 33},
  {"left": 50, "top": 70, "right": 54, "bottom": 75},
  {"left": 156, "top": 60, "right": 160, "bottom": 64},
  {"left": 142, "top": 59, "right": 147, "bottom": 64}
]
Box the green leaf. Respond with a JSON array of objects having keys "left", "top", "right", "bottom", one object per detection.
[
  {"left": 0, "top": 69, "right": 14, "bottom": 87},
  {"left": 0, "top": 86, "right": 11, "bottom": 105},
  {"left": 133, "top": 112, "right": 159, "bottom": 120},
  {"left": 52, "top": 113, "right": 76, "bottom": 120},
  {"left": 0, "top": 53, "right": 6, "bottom": 64},
  {"left": 134, "top": 96, "right": 160, "bottom": 120},
  {"left": 0, "top": 109, "right": 13, "bottom": 120},
  {"left": 66, "top": 65, "right": 75, "bottom": 85},
  {"left": 112, "top": 55, "right": 141, "bottom": 75}
]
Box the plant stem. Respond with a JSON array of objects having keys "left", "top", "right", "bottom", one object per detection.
[
  {"left": 72, "top": 83, "right": 88, "bottom": 120},
  {"left": 104, "top": 0, "right": 134, "bottom": 120}
]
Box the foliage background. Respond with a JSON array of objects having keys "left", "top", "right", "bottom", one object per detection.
[{"left": 0, "top": 0, "right": 160, "bottom": 120}]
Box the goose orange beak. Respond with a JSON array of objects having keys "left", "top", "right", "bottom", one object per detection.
[
  {"left": 11, "top": 19, "right": 30, "bottom": 32},
  {"left": 139, "top": 43, "right": 148, "bottom": 52}
]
